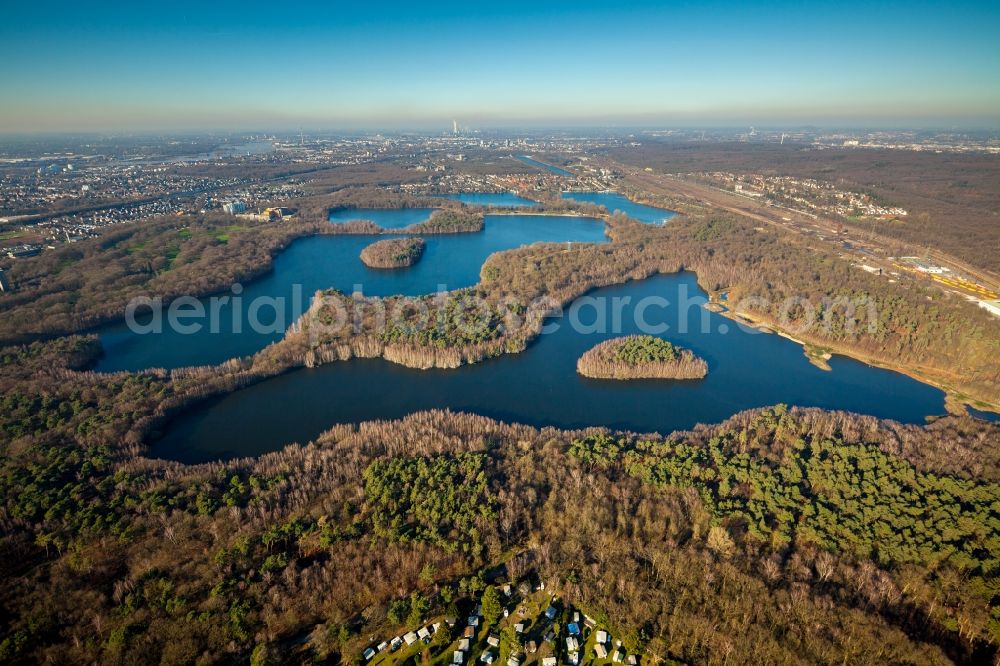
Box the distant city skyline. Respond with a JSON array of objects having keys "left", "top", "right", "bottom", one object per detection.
[{"left": 2, "top": 0, "right": 999, "bottom": 132}]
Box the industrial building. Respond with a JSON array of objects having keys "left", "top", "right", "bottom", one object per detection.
[
  {"left": 222, "top": 201, "right": 247, "bottom": 215},
  {"left": 978, "top": 299, "right": 1000, "bottom": 319},
  {"left": 5, "top": 244, "right": 42, "bottom": 258},
  {"left": 900, "top": 256, "right": 949, "bottom": 274},
  {"left": 262, "top": 206, "right": 297, "bottom": 221}
]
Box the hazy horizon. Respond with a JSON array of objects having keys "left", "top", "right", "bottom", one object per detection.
[
  {"left": 2, "top": 0, "right": 999, "bottom": 133},
  {"left": 3, "top": 122, "right": 1000, "bottom": 141}
]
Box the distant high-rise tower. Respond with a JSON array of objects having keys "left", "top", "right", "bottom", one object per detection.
[{"left": 453, "top": 120, "right": 459, "bottom": 134}]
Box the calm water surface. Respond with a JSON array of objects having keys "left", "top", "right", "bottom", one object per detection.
[
  {"left": 967, "top": 406, "right": 1000, "bottom": 422},
  {"left": 518, "top": 156, "right": 574, "bottom": 176},
  {"left": 436, "top": 193, "right": 538, "bottom": 207},
  {"left": 95, "top": 213, "right": 608, "bottom": 371},
  {"left": 152, "top": 272, "right": 945, "bottom": 463},
  {"left": 561, "top": 191, "right": 675, "bottom": 224},
  {"left": 91, "top": 205, "right": 947, "bottom": 462}
]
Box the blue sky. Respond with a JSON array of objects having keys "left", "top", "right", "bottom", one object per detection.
[{"left": 2, "top": 0, "right": 998, "bottom": 131}]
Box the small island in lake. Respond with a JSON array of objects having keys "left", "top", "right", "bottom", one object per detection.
[
  {"left": 360, "top": 237, "right": 426, "bottom": 269},
  {"left": 577, "top": 335, "right": 708, "bottom": 380}
]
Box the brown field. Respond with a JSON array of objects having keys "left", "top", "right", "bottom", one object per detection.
[{"left": 608, "top": 142, "right": 1000, "bottom": 275}]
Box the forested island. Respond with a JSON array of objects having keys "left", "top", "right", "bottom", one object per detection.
[
  {"left": 360, "top": 237, "right": 426, "bottom": 269},
  {"left": 577, "top": 335, "right": 708, "bottom": 380},
  {"left": 4, "top": 183, "right": 995, "bottom": 406}
]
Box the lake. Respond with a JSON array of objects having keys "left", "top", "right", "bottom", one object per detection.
[
  {"left": 91, "top": 206, "right": 949, "bottom": 462},
  {"left": 967, "top": 406, "right": 1000, "bottom": 423},
  {"left": 328, "top": 207, "right": 437, "bottom": 228},
  {"left": 152, "top": 272, "right": 946, "bottom": 463},
  {"left": 518, "top": 156, "right": 575, "bottom": 176},
  {"left": 94, "top": 213, "right": 609, "bottom": 371},
  {"left": 436, "top": 193, "right": 538, "bottom": 207},
  {"left": 561, "top": 191, "right": 675, "bottom": 224}
]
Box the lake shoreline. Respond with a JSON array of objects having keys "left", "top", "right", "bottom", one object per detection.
[
  {"left": 712, "top": 302, "right": 997, "bottom": 417},
  {"left": 149, "top": 273, "right": 947, "bottom": 462}
]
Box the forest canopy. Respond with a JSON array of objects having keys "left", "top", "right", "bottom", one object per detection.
[
  {"left": 359, "top": 237, "right": 426, "bottom": 269},
  {"left": 577, "top": 336, "right": 708, "bottom": 380}
]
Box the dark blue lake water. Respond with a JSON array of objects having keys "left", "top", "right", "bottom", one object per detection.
[
  {"left": 152, "top": 272, "right": 945, "bottom": 463},
  {"left": 91, "top": 205, "right": 948, "bottom": 462},
  {"left": 967, "top": 406, "right": 1000, "bottom": 423},
  {"left": 436, "top": 193, "right": 538, "bottom": 207},
  {"left": 95, "top": 213, "right": 609, "bottom": 371},
  {"left": 562, "top": 191, "right": 675, "bottom": 224}
]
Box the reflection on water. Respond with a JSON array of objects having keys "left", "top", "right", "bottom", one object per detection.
[
  {"left": 561, "top": 191, "right": 675, "bottom": 224},
  {"left": 435, "top": 193, "right": 538, "bottom": 207},
  {"left": 152, "top": 273, "right": 945, "bottom": 463},
  {"left": 95, "top": 213, "right": 609, "bottom": 371},
  {"left": 327, "top": 207, "right": 438, "bottom": 228}
]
